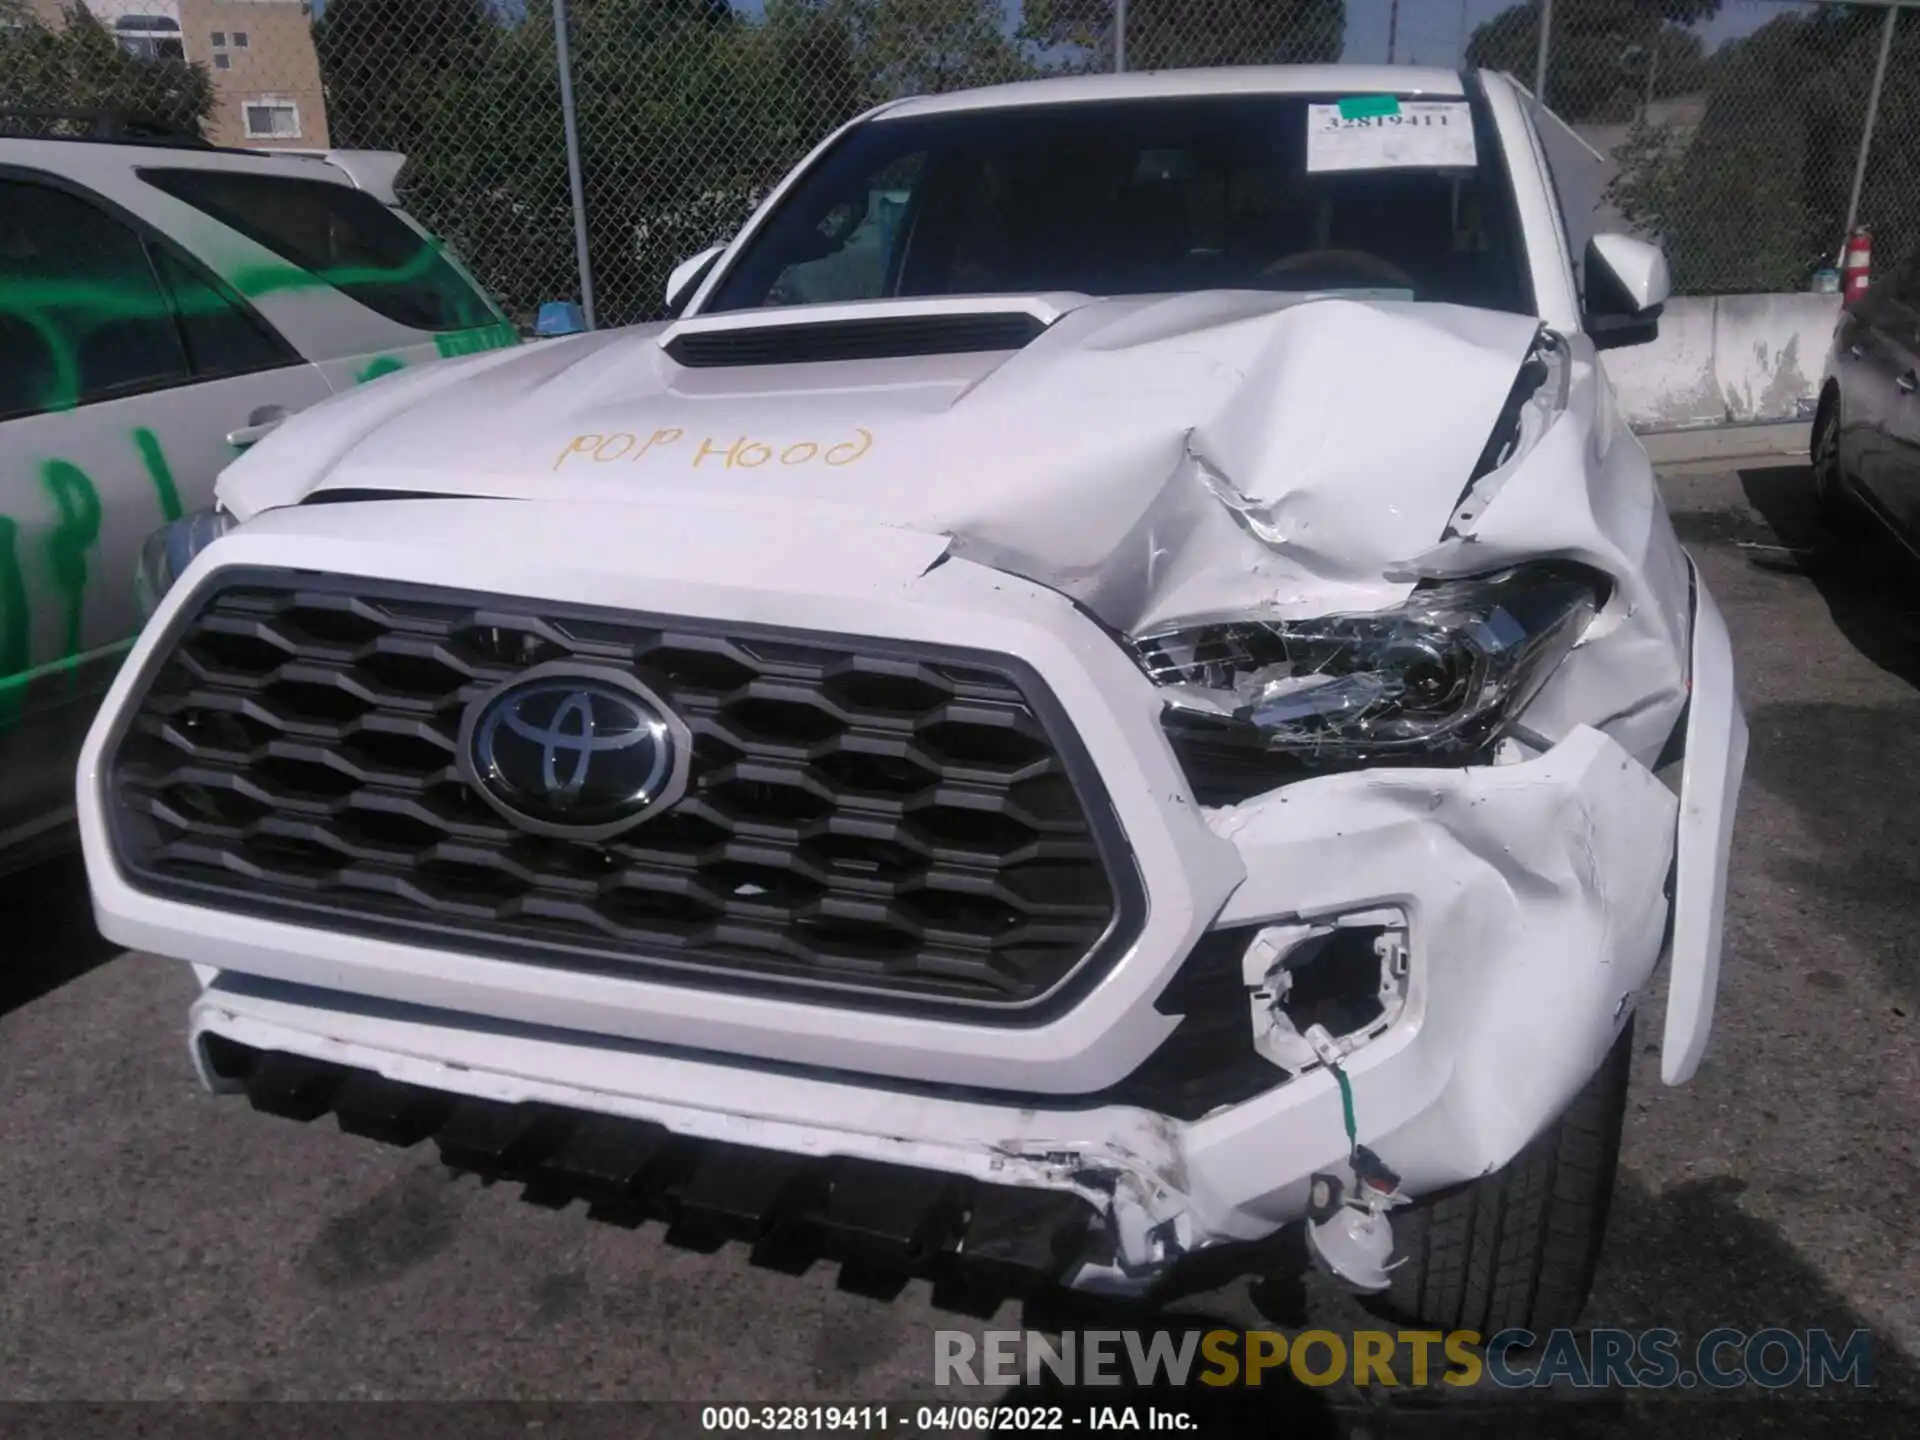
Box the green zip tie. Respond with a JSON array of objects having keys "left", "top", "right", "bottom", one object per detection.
[{"left": 1332, "top": 1061, "right": 1357, "bottom": 1151}]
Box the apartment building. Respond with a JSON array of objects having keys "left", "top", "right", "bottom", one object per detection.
[{"left": 26, "top": 0, "right": 330, "bottom": 149}]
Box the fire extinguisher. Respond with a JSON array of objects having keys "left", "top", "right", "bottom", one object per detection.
[{"left": 1840, "top": 226, "right": 1872, "bottom": 304}]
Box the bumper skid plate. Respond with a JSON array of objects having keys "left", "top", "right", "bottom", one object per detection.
[{"left": 206, "top": 1036, "right": 1102, "bottom": 1302}]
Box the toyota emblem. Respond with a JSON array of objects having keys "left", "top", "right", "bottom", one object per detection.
[{"left": 456, "top": 662, "right": 692, "bottom": 841}]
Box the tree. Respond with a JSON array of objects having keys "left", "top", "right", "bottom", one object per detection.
[
  {"left": 315, "top": 0, "right": 495, "bottom": 153},
  {"left": 1022, "top": 0, "right": 1345, "bottom": 70},
  {"left": 0, "top": 3, "right": 215, "bottom": 135},
  {"left": 759, "top": 1, "right": 871, "bottom": 151},
  {"left": 1609, "top": 5, "right": 1920, "bottom": 292},
  {"left": 306, "top": 0, "right": 1364, "bottom": 325},
  {"left": 314, "top": 1, "right": 879, "bottom": 325},
  {"left": 1467, "top": 0, "right": 1720, "bottom": 122},
  {"left": 830, "top": 0, "right": 1033, "bottom": 98}
]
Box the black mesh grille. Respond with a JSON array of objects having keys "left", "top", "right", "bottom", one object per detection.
[
  {"left": 664, "top": 312, "right": 1048, "bottom": 367},
  {"left": 104, "top": 572, "right": 1142, "bottom": 1019}
]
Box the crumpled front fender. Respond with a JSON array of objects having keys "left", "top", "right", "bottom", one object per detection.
[{"left": 1200, "top": 724, "right": 1678, "bottom": 1200}]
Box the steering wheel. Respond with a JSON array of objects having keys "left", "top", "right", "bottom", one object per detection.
[{"left": 1259, "top": 248, "right": 1417, "bottom": 289}]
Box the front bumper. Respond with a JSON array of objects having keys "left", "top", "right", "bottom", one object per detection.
[{"left": 79, "top": 498, "right": 1697, "bottom": 1291}]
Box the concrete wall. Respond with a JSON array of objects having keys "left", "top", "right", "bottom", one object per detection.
[{"left": 1603, "top": 293, "right": 1842, "bottom": 431}]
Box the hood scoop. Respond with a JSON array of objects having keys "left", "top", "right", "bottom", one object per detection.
[
  {"left": 663, "top": 310, "right": 1051, "bottom": 368},
  {"left": 658, "top": 294, "right": 1089, "bottom": 369}
]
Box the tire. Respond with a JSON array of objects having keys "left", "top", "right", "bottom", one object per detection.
[
  {"left": 1364, "top": 1017, "right": 1632, "bottom": 1335},
  {"left": 1811, "top": 390, "right": 1856, "bottom": 529}
]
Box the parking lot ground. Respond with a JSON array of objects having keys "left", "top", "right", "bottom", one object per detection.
[{"left": 1, "top": 462, "right": 1916, "bottom": 1431}]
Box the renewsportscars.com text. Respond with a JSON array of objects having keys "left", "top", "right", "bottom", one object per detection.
[{"left": 934, "top": 1327, "right": 1875, "bottom": 1390}]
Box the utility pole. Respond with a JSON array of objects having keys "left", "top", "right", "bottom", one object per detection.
[
  {"left": 1387, "top": 0, "right": 1401, "bottom": 63},
  {"left": 1534, "top": 0, "right": 1553, "bottom": 108},
  {"left": 551, "top": 0, "right": 595, "bottom": 329},
  {"left": 1843, "top": 2, "right": 1900, "bottom": 237},
  {"left": 1458, "top": 0, "right": 1470, "bottom": 65}
]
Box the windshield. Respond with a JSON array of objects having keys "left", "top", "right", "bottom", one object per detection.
[{"left": 701, "top": 90, "right": 1535, "bottom": 317}]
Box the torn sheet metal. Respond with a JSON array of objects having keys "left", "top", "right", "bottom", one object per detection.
[
  {"left": 174, "top": 720, "right": 1678, "bottom": 1290},
  {"left": 216, "top": 287, "right": 1695, "bottom": 766},
  {"left": 215, "top": 291, "right": 1535, "bottom": 634},
  {"left": 1201, "top": 723, "right": 1676, "bottom": 1192}
]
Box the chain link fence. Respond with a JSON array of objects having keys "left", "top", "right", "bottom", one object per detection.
[
  {"left": 4, "top": 0, "right": 1917, "bottom": 321},
  {"left": 1562, "top": 0, "right": 1920, "bottom": 294}
]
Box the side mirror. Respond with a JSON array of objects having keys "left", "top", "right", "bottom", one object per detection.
[
  {"left": 665, "top": 244, "right": 727, "bottom": 316},
  {"left": 1583, "top": 233, "right": 1671, "bottom": 351}
]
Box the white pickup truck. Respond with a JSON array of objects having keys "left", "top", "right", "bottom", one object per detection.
[{"left": 80, "top": 65, "right": 1747, "bottom": 1333}]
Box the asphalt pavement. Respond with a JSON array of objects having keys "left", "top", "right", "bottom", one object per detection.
[{"left": 1, "top": 460, "right": 1916, "bottom": 1429}]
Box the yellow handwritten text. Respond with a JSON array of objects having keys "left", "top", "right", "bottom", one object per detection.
[{"left": 553, "top": 426, "right": 872, "bottom": 473}]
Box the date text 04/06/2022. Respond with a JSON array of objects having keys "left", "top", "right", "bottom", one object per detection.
[{"left": 699, "top": 1405, "right": 1199, "bottom": 1432}]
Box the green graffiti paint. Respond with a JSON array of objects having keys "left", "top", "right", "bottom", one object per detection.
[
  {"left": 134, "top": 427, "right": 184, "bottom": 523},
  {"left": 226, "top": 236, "right": 464, "bottom": 306},
  {"left": 41, "top": 461, "right": 104, "bottom": 667},
  {"left": 436, "top": 322, "right": 519, "bottom": 359},
  {"left": 9, "top": 305, "right": 83, "bottom": 419},
  {"left": 0, "top": 273, "right": 261, "bottom": 415},
  {"left": 0, "top": 433, "right": 178, "bottom": 729},
  {"left": 0, "top": 517, "right": 28, "bottom": 728},
  {"left": 0, "top": 638, "right": 134, "bottom": 703},
  {"left": 3, "top": 230, "right": 509, "bottom": 414},
  {"left": 356, "top": 320, "right": 513, "bottom": 385}
]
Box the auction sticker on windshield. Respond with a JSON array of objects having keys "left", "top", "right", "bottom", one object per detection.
[{"left": 1307, "top": 100, "right": 1476, "bottom": 172}]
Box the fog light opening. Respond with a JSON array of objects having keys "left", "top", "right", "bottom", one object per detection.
[{"left": 1245, "top": 915, "right": 1409, "bottom": 1077}]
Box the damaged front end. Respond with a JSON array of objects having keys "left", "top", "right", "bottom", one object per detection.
[
  {"left": 95, "top": 289, "right": 1738, "bottom": 1324},
  {"left": 1067, "top": 321, "right": 1715, "bottom": 1300}
]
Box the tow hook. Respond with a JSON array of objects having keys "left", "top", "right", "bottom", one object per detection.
[{"left": 1299, "top": 1023, "right": 1410, "bottom": 1293}]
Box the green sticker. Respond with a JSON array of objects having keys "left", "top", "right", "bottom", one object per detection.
[{"left": 1338, "top": 95, "right": 1401, "bottom": 120}]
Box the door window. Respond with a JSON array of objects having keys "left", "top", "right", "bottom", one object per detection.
[
  {"left": 141, "top": 168, "right": 503, "bottom": 332},
  {"left": 764, "top": 156, "right": 928, "bottom": 307},
  {"left": 148, "top": 244, "right": 300, "bottom": 379},
  {"left": 0, "top": 178, "right": 189, "bottom": 420}
]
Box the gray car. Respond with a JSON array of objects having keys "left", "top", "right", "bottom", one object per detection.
[{"left": 1815, "top": 254, "right": 1920, "bottom": 553}]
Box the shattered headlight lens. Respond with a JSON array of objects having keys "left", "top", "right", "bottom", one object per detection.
[
  {"left": 1129, "top": 564, "right": 1607, "bottom": 788},
  {"left": 135, "top": 507, "right": 237, "bottom": 620}
]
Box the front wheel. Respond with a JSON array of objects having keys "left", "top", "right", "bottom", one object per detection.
[
  {"left": 1812, "top": 392, "right": 1857, "bottom": 528},
  {"left": 1362, "top": 1018, "right": 1633, "bottom": 1335}
]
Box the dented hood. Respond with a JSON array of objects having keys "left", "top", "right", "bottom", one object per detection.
[{"left": 220, "top": 291, "right": 1544, "bottom": 635}]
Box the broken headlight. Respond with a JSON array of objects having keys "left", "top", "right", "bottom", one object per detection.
[{"left": 1130, "top": 563, "right": 1607, "bottom": 798}]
